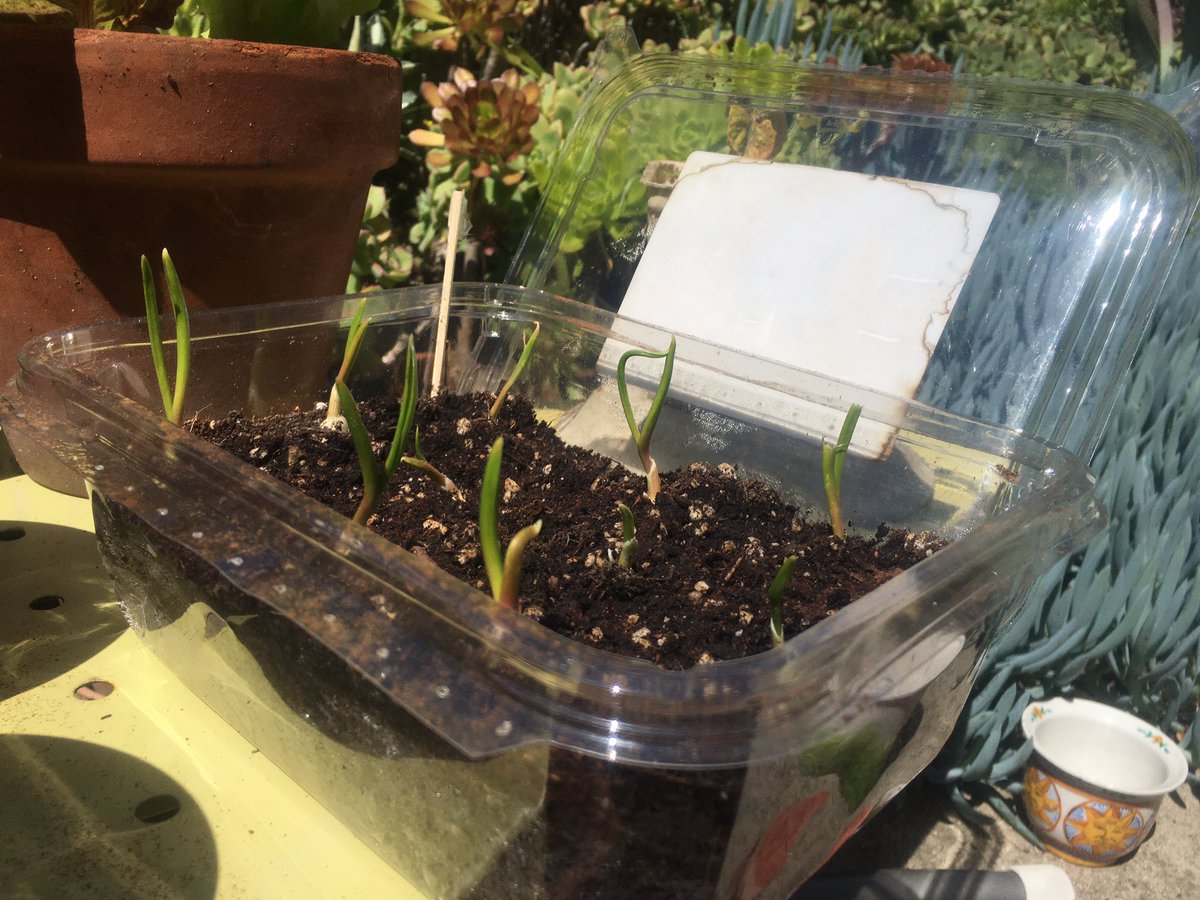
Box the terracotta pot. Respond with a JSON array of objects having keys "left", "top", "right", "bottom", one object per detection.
[{"left": 0, "top": 26, "right": 403, "bottom": 382}]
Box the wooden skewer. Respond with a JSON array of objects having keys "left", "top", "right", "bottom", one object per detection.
[{"left": 431, "top": 189, "right": 465, "bottom": 398}]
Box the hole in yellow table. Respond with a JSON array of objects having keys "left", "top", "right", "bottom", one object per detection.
[{"left": 74, "top": 680, "right": 115, "bottom": 700}]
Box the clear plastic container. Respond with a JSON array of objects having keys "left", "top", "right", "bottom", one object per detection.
[
  {"left": 1, "top": 284, "right": 1103, "bottom": 898},
  {"left": 511, "top": 51, "right": 1200, "bottom": 458}
]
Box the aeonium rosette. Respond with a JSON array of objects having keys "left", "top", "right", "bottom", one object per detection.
[
  {"left": 409, "top": 67, "right": 541, "bottom": 186},
  {"left": 404, "top": 0, "right": 526, "bottom": 54}
]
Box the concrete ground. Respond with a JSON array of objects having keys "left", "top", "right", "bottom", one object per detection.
[{"left": 816, "top": 777, "right": 1200, "bottom": 899}]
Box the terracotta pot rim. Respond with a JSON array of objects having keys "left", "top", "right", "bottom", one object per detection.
[
  {"left": 63, "top": 25, "right": 402, "bottom": 70},
  {"left": 0, "top": 24, "right": 404, "bottom": 171}
]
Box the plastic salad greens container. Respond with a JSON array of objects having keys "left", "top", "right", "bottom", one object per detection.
[
  {"left": 2, "top": 284, "right": 1103, "bottom": 898},
  {"left": 4, "top": 44, "right": 1198, "bottom": 899}
]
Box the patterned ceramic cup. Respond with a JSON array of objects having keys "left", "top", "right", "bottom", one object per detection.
[{"left": 1020, "top": 697, "right": 1190, "bottom": 866}]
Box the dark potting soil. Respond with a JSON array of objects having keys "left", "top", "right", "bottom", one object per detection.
[{"left": 193, "top": 392, "right": 943, "bottom": 670}]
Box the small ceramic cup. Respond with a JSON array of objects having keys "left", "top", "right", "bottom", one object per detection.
[{"left": 1020, "top": 697, "right": 1190, "bottom": 866}]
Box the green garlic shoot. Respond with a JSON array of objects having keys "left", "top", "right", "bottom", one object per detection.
[
  {"left": 480, "top": 437, "right": 542, "bottom": 610},
  {"left": 616, "top": 336, "right": 676, "bottom": 503},
  {"left": 616, "top": 502, "right": 638, "bottom": 569},
  {"left": 822, "top": 403, "right": 862, "bottom": 540},
  {"left": 141, "top": 249, "right": 191, "bottom": 426},
  {"left": 402, "top": 427, "right": 464, "bottom": 500},
  {"left": 335, "top": 336, "right": 418, "bottom": 526},
  {"left": 489, "top": 322, "right": 541, "bottom": 419},
  {"left": 768, "top": 555, "right": 798, "bottom": 648},
  {"left": 323, "top": 298, "right": 371, "bottom": 428}
]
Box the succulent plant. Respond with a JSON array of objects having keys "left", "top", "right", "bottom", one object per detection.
[
  {"left": 949, "top": 0, "right": 1139, "bottom": 88},
  {"left": 733, "top": 0, "right": 795, "bottom": 53},
  {"left": 525, "top": 62, "right": 592, "bottom": 188},
  {"left": 809, "top": 0, "right": 1139, "bottom": 89},
  {"left": 726, "top": 102, "right": 788, "bottom": 160},
  {"left": 348, "top": 185, "right": 414, "bottom": 293},
  {"left": 6, "top": 0, "right": 178, "bottom": 29},
  {"left": 890, "top": 52, "right": 953, "bottom": 74},
  {"left": 932, "top": 166, "right": 1200, "bottom": 838},
  {"left": 405, "top": 0, "right": 525, "bottom": 53},
  {"left": 581, "top": 0, "right": 724, "bottom": 48},
  {"left": 410, "top": 67, "right": 542, "bottom": 185}
]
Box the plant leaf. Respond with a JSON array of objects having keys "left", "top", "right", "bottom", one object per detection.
[
  {"left": 480, "top": 437, "right": 505, "bottom": 600},
  {"left": 499, "top": 520, "right": 542, "bottom": 610},
  {"left": 615, "top": 337, "right": 676, "bottom": 501},
  {"left": 384, "top": 336, "right": 418, "bottom": 479},
  {"left": 335, "top": 378, "right": 382, "bottom": 524},
  {"left": 768, "top": 554, "right": 798, "bottom": 647},
  {"left": 140, "top": 254, "right": 172, "bottom": 418},
  {"left": 489, "top": 322, "right": 541, "bottom": 419},
  {"left": 160, "top": 249, "right": 190, "bottom": 426}
]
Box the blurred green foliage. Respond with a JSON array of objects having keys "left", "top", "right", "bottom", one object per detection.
[
  {"left": 813, "top": 0, "right": 1139, "bottom": 87},
  {"left": 197, "top": 0, "right": 379, "bottom": 46},
  {"left": 3, "top": 0, "right": 176, "bottom": 28},
  {"left": 947, "top": 0, "right": 1139, "bottom": 86}
]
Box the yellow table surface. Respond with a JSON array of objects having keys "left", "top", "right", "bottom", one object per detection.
[{"left": 1, "top": 474, "right": 423, "bottom": 899}]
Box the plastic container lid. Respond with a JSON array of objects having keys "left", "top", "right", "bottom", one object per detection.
[{"left": 511, "top": 45, "right": 1199, "bottom": 458}]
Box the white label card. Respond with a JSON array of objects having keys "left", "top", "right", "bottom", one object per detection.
[{"left": 609, "top": 153, "right": 1000, "bottom": 455}]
